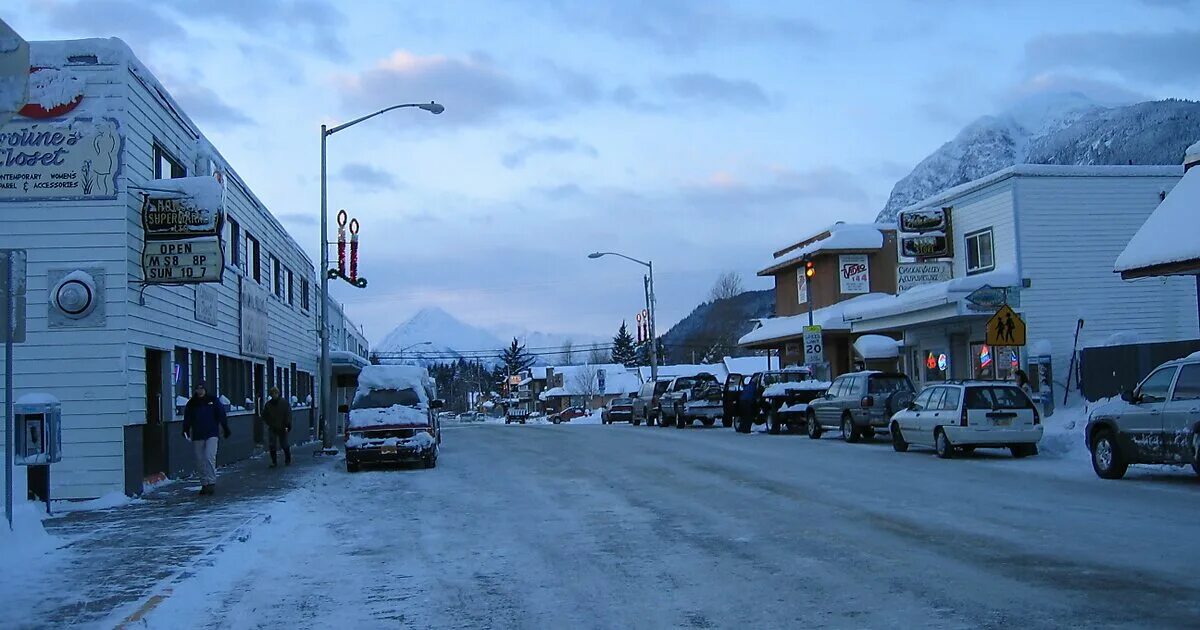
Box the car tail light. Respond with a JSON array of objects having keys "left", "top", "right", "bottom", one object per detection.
[
  {"left": 860, "top": 396, "right": 874, "bottom": 408},
  {"left": 960, "top": 408, "right": 969, "bottom": 427}
]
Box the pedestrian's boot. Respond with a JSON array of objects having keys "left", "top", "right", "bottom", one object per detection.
[
  {"left": 196, "top": 485, "right": 207, "bottom": 497},
  {"left": 205, "top": 484, "right": 216, "bottom": 496}
]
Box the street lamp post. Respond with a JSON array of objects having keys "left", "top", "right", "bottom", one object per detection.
[
  {"left": 319, "top": 102, "right": 443, "bottom": 454},
  {"left": 588, "top": 252, "right": 657, "bottom": 383},
  {"left": 398, "top": 340, "right": 433, "bottom": 361}
]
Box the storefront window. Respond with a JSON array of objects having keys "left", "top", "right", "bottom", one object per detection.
[
  {"left": 924, "top": 349, "right": 949, "bottom": 381},
  {"left": 971, "top": 343, "right": 1020, "bottom": 381}
]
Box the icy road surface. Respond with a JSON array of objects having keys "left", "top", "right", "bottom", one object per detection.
[{"left": 144, "top": 424, "right": 1200, "bottom": 629}]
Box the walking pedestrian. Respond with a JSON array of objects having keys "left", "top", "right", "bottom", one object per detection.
[
  {"left": 182, "top": 382, "right": 231, "bottom": 496},
  {"left": 262, "top": 386, "right": 293, "bottom": 467},
  {"left": 1013, "top": 369, "right": 1034, "bottom": 397}
]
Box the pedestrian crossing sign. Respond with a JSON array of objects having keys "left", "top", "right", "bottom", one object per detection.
[{"left": 986, "top": 304, "right": 1025, "bottom": 347}]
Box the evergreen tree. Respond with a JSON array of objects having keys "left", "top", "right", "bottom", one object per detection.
[
  {"left": 611, "top": 321, "right": 638, "bottom": 366},
  {"left": 500, "top": 337, "right": 535, "bottom": 376}
]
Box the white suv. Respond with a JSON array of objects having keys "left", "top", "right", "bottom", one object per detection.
[{"left": 889, "top": 382, "right": 1042, "bottom": 458}]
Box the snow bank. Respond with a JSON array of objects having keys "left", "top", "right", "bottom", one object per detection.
[
  {"left": 0, "top": 502, "right": 65, "bottom": 599},
  {"left": 854, "top": 335, "right": 900, "bottom": 359},
  {"left": 778, "top": 403, "right": 809, "bottom": 414},
  {"left": 843, "top": 265, "right": 1019, "bottom": 322},
  {"left": 1115, "top": 167, "right": 1200, "bottom": 272},
  {"left": 348, "top": 404, "right": 430, "bottom": 429},
  {"left": 763, "top": 381, "right": 830, "bottom": 397},
  {"left": 51, "top": 491, "right": 141, "bottom": 513}
]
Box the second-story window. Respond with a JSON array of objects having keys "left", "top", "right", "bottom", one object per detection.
[
  {"left": 228, "top": 218, "right": 241, "bottom": 268},
  {"left": 153, "top": 144, "right": 187, "bottom": 179},
  {"left": 965, "top": 228, "right": 995, "bottom": 275},
  {"left": 287, "top": 269, "right": 294, "bottom": 306},
  {"left": 301, "top": 277, "right": 310, "bottom": 312},
  {"left": 247, "top": 235, "right": 261, "bottom": 282},
  {"left": 273, "top": 257, "right": 284, "bottom": 299}
]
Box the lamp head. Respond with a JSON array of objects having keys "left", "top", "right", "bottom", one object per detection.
[
  {"left": 587, "top": 252, "right": 604, "bottom": 259},
  {"left": 420, "top": 102, "right": 445, "bottom": 115}
]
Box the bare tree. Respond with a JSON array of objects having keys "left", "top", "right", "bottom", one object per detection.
[
  {"left": 571, "top": 364, "right": 601, "bottom": 410},
  {"left": 559, "top": 339, "right": 575, "bottom": 366},
  {"left": 709, "top": 270, "right": 744, "bottom": 302},
  {"left": 589, "top": 346, "right": 610, "bottom": 365}
]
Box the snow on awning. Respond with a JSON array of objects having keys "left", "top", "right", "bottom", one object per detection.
[
  {"left": 842, "top": 266, "right": 1020, "bottom": 324},
  {"left": 1115, "top": 166, "right": 1200, "bottom": 276},
  {"left": 738, "top": 293, "right": 892, "bottom": 347},
  {"left": 854, "top": 335, "right": 900, "bottom": 359},
  {"left": 760, "top": 224, "right": 887, "bottom": 275}
]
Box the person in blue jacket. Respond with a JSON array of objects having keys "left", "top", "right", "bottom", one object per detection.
[{"left": 182, "top": 382, "right": 231, "bottom": 496}]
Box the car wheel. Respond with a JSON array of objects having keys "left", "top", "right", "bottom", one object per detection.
[
  {"left": 807, "top": 410, "right": 822, "bottom": 439},
  {"left": 1090, "top": 430, "right": 1127, "bottom": 479},
  {"left": 675, "top": 403, "right": 686, "bottom": 428},
  {"left": 701, "top": 417, "right": 715, "bottom": 427},
  {"left": 891, "top": 422, "right": 908, "bottom": 452},
  {"left": 1193, "top": 433, "right": 1200, "bottom": 477},
  {"left": 767, "top": 410, "right": 781, "bottom": 435},
  {"left": 841, "top": 414, "right": 860, "bottom": 444},
  {"left": 425, "top": 455, "right": 437, "bottom": 469},
  {"left": 935, "top": 428, "right": 954, "bottom": 459},
  {"left": 346, "top": 461, "right": 360, "bottom": 473},
  {"left": 632, "top": 417, "right": 641, "bottom": 426}
]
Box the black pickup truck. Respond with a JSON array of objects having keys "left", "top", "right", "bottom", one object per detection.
[{"left": 730, "top": 368, "right": 830, "bottom": 434}]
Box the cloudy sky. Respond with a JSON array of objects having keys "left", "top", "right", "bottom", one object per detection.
[{"left": 8, "top": 1, "right": 1200, "bottom": 345}]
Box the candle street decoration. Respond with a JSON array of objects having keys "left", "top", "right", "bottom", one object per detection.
[{"left": 329, "top": 209, "right": 368, "bottom": 288}]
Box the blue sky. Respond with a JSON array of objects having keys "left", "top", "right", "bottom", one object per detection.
[{"left": 7, "top": 0, "right": 1200, "bottom": 345}]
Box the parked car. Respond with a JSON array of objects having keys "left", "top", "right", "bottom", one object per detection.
[
  {"left": 602, "top": 398, "right": 635, "bottom": 424},
  {"left": 681, "top": 377, "right": 725, "bottom": 427},
  {"left": 345, "top": 365, "right": 444, "bottom": 472},
  {"left": 551, "top": 406, "right": 588, "bottom": 424},
  {"left": 737, "top": 368, "right": 831, "bottom": 434},
  {"left": 1086, "top": 353, "right": 1200, "bottom": 479},
  {"left": 632, "top": 379, "right": 672, "bottom": 426},
  {"left": 807, "top": 371, "right": 916, "bottom": 442},
  {"left": 889, "top": 382, "right": 1042, "bottom": 458},
  {"left": 505, "top": 406, "right": 529, "bottom": 425},
  {"left": 660, "top": 373, "right": 720, "bottom": 428}
]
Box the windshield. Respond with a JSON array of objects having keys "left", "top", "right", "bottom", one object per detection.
[
  {"left": 351, "top": 388, "right": 422, "bottom": 410},
  {"left": 965, "top": 386, "right": 1034, "bottom": 410},
  {"left": 868, "top": 376, "right": 913, "bottom": 394}
]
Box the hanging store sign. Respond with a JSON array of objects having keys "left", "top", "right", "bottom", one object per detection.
[
  {"left": 240, "top": 277, "right": 269, "bottom": 358},
  {"left": 897, "top": 261, "right": 951, "bottom": 293},
  {"left": 838, "top": 254, "right": 870, "bottom": 294},
  {"left": 0, "top": 118, "right": 122, "bottom": 201},
  {"left": 142, "top": 176, "right": 224, "bottom": 238},
  {"left": 900, "top": 232, "right": 951, "bottom": 259},
  {"left": 142, "top": 237, "right": 223, "bottom": 283},
  {"left": 194, "top": 283, "right": 217, "bottom": 326},
  {"left": 898, "top": 207, "right": 950, "bottom": 233}
]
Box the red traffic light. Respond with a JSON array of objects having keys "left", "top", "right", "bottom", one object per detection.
[{"left": 804, "top": 260, "right": 815, "bottom": 278}]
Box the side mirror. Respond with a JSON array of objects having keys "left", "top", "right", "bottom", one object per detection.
[
  {"left": 337, "top": 404, "right": 349, "bottom": 414},
  {"left": 1120, "top": 390, "right": 1136, "bottom": 403},
  {"left": 430, "top": 399, "right": 445, "bottom": 409},
  {"left": 907, "top": 402, "right": 919, "bottom": 411}
]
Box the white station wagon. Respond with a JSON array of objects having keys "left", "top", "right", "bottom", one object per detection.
[{"left": 889, "top": 382, "right": 1043, "bottom": 458}]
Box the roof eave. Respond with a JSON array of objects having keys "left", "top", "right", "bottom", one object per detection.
[{"left": 1118, "top": 260, "right": 1200, "bottom": 280}]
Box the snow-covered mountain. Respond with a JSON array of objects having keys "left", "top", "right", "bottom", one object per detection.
[
  {"left": 876, "top": 96, "right": 1200, "bottom": 222},
  {"left": 375, "top": 307, "right": 503, "bottom": 362},
  {"left": 375, "top": 307, "right": 604, "bottom": 365}
]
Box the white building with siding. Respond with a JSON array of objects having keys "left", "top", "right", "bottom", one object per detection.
[
  {"left": 844, "top": 165, "right": 1198, "bottom": 398},
  {"left": 0, "top": 38, "right": 367, "bottom": 499}
]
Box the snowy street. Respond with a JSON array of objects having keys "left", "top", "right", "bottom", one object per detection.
[{"left": 25, "top": 422, "right": 1194, "bottom": 629}]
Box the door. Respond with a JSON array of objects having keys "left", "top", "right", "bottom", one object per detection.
[
  {"left": 817, "top": 378, "right": 845, "bottom": 426},
  {"left": 142, "top": 350, "right": 168, "bottom": 478},
  {"left": 1162, "top": 364, "right": 1200, "bottom": 463},
  {"left": 917, "top": 387, "right": 950, "bottom": 446},
  {"left": 254, "top": 364, "right": 266, "bottom": 444},
  {"left": 1125, "top": 367, "right": 1177, "bottom": 462},
  {"left": 898, "top": 387, "right": 935, "bottom": 444}
]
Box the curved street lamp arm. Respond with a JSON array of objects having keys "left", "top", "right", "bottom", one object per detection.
[
  {"left": 326, "top": 103, "right": 439, "bottom": 136},
  {"left": 591, "top": 251, "right": 651, "bottom": 269}
]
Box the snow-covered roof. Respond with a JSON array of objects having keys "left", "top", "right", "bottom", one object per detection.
[
  {"left": 898, "top": 164, "right": 1182, "bottom": 220},
  {"left": 853, "top": 335, "right": 901, "bottom": 359},
  {"left": 842, "top": 266, "right": 1020, "bottom": 323},
  {"left": 637, "top": 364, "right": 728, "bottom": 382},
  {"left": 330, "top": 350, "right": 369, "bottom": 369},
  {"left": 1114, "top": 166, "right": 1200, "bottom": 274},
  {"left": 722, "top": 356, "right": 773, "bottom": 376},
  {"left": 543, "top": 364, "right": 642, "bottom": 397},
  {"left": 761, "top": 223, "right": 888, "bottom": 275},
  {"left": 1186, "top": 140, "right": 1200, "bottom": 166},
  {"left": 739, "top": 293, "right": 892, "bottom": 346}
]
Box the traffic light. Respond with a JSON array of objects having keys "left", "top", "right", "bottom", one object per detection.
[{"left": 805, "top": 259, "right": 815, "bottom": 278}]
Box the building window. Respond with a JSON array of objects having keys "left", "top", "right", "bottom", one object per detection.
[
  {"left": 191, "top": 350, "right": 204, "bottom": 392},
  {"left": 228, "top": 218, "right": 241, "bottom": 268},
  {"left": 965, "top": 228, "right": 994, "bottom": 275},
  {"left": 301, "top": 277, "right": 310, "bottom": 312},
  {"left": 272, "top": 257, "right": 284, "bottom": 299},
  {"left": 153, "top": 144, "right": 187, "bottom": 179},
  {"left": 247, "top": 235, "right": 261, "bottom": 282},
  {"left": 287, "top": 269, "right": 294, "bottom": 306},
  {"left": 970, "top": 342, "right": 1019, "bottom": 381},
  {"left": 174, "top": 347, "right": 190, "bottom": 401}
]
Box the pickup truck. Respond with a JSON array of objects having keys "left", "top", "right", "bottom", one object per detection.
[
  {"left": 735, "top": 368, "right": 831, "bottom": 434},
  {"left": 504, "top": 406, "right": 529, "bottom": 424},
  {"left": 660, "top": 372, "right": 722, "bottom": 428}
]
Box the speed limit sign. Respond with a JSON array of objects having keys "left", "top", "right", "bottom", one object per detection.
[{"left": 802, "top": 325, "right": 824, "bottom": 364}]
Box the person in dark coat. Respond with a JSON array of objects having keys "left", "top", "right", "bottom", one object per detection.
[
  {"left": 262, "top": 386, "right": 293, "bottom": 467},
  {"left": 182, "top": 382, "right": 231, "bottom": 496}
]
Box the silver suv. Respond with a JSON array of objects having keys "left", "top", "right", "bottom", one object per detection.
[
  {"left": 806, "top": 371, "right": 915, "bottom": 442},
  {"left": 1086, "top": 353, "right": 1200, "bottom": 479}
]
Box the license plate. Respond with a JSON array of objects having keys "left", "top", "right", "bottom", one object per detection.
[
  {"left": 993, "top": 417, "right": 1012, "bottom": 427},
  {"left": 381, "top": 445, "right": 397, "bottom": 455}
]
